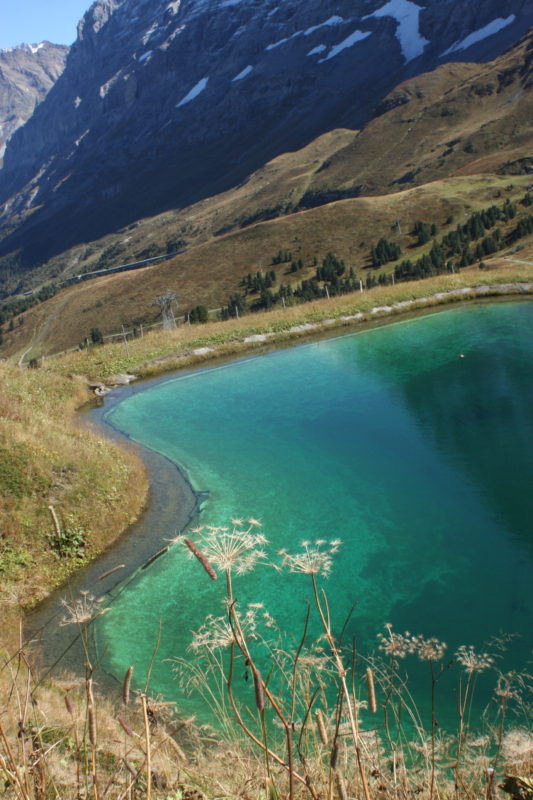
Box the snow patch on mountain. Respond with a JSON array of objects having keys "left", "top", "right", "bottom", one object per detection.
[
  {"left": 318, "top": 29, "right": 371, "bottom": 62},
  {"left": 440, "top": 15, "right": 516, "bottom": 56},
  {"left": 308, "top": 44, "right": 327, "bottom": 56},
  {"left": 363, "top": 0, "right": 429, "bottom": 62},
  {"left": 304, "top": 16, "right": 344, "bottom": 36},
  {"left": 265, "top": 15, "right": 346, "bottom": 51},
  {"left": 75, "top": 129, "right": 90, "bottom": 147},
  {"left": 266, "top": 35, "right": 294, "bottom": 51},
  {"left": 99, "top": 71, "right": 122, "bottom": 98},
  {"left": 232, "top": 65, "right": 253, "bottom": 81},
  {"left": 176, "top": 77, "right": 208, "bottom": 107},
  {"left": 165, "top": 0, "right": 181, "bottom": 13}
]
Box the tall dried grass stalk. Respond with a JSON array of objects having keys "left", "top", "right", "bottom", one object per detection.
[
  {"left": 184, "top": 538, "right": 218, "bottom": 581},
  {"left": 141, "top": 694, "right": 152, "bottom": 800},
  {"left": 316, "top": 709, "right": 329, "bottom": 746},
  {"left": 335, "top": 771, "right": 348, "bottom": 800},
  {"left": 330, "top": 741, "right": 339, "bottom": 770},
  {"left": 48, "top": 505, "right": 62, "bottom": 539},
  {"left": 123, "top": 666, "right": 133, "bottom": 706},
  {"left": 253, "top": 669, "right": 265, "bottom": 713},
  {"left": 366, "top": 667, "right": 377, "bottom": 714}
]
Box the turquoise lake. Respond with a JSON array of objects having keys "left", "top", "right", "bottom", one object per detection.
[{"left": 96, "top": 302, "right": 533, "bottom": 726}]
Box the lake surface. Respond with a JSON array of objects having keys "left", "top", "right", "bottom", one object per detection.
[{"left": 96, "top": 302, "right": 533, "bottom": 727}]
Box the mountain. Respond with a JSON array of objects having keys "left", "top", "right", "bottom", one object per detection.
[
  {"left": 0, "top": 42, "right": 69, "bottom": 163},
  {"left": 0, "top": 0, "right": 532, "bottom": 286},
  {"left": 1, "top": 27, "right": 532, "bottom": 360}
]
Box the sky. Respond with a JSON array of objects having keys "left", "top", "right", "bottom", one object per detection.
[{"left": 1, "top": 0, "right": 93, "bottom": 49}]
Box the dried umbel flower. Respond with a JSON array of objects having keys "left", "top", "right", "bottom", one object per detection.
[
  {"left": 189, "top": 605, "right": 261, "bottom": 652},
  {"left": 501, "top": 729, "right": 533, "bottom": 765},
  {"left": 412, "top": 635, "right": 447, "bottom": 662},
  {"left": 59, "top": 591, "right": 110, "bottom": 626},
  {"left": 377, "top": 625, "right": 447, "bottom": 662},
  {"left": 455, "top": 644, "right": 495, "bottom": 674},
  {"left": 377, "top": 625, "right": 415, "bottom": 659},
  {"left": 278, "top": 539, "right": 342, "bottom": 578},
  {"left": 182, "top": 519, "right": 268, "bottom": 575}
]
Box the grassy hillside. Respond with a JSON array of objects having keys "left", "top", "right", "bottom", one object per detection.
[
  {"left": 2, "top": 175, "right": 532, "bottom": 359},
  {"left": 0, "top": 363, "right": 147, "bottom": 646},
  {"left": 1, "top": 31, "right": 532, "bottom": 317},
  {"left": 309, "top": 34, "right": 533, "bottom": 196}
]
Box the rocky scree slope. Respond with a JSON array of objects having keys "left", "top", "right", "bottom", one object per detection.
[
  {"left": 0, "top": 42, "right": 68, "bottom": 163},
  {"left": 0, "top": 0, "right": 532, "bottom": 279}
]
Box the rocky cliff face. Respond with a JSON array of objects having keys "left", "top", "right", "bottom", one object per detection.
[
  {"left": 0, "top": 0, "right": 532, "bottom": 272},
  {"left": 0, "top": 42, "right": 68, "bottom": 162}
]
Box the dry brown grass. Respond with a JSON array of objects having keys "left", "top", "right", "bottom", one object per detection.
[
  {"left": 3, "top": 174, "right": 531, "bottom": 361},
  {"left": 0, "top": 524, "right": 531, "bottom": 800},
  {"left": 32, "top": 258, "right": 533, "bottom": 383},
  {"left": 0, "top": 363, "right": 148, "bottom": 647}
]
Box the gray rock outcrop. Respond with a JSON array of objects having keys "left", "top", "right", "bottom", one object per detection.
[{"left": 0, "top": 42, "right": 68, "bottom": 162}]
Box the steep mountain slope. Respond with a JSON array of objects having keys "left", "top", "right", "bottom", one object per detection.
[
  {"left": 0, "top": 0, "right": 532, "bottom": 279},
  {"left": 3, "top": 30, "right": 532, "bottom": 301},
  {"left": 0, "top": 43, "right": 68, "bottom": 162}
]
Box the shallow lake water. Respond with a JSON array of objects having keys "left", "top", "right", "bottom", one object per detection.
[{"left": 95, "top": 302, "right": 533, "bottom": 728}]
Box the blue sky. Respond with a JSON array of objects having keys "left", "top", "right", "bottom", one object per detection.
[{"left": 1, "top": 0, "right": 93, "bottom": 49}]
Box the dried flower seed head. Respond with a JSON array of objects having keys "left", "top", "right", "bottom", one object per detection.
[
  {"left": 59, "top": 591, "right": 109, "bottom": 626},
  {"left": 279, "top": 539, "right": 342, "bottom": 578},
  {"left": 502, "top": 729, "right": 533, "bottom": 765},
  {"left": 377, "top": 625, "right": 447, "bottom": 662},
  {"left": 183, "top": 519, "right": 269, "bottom": 575},
  {"left": 189, "top": 605, "right": 261, "bottom": 652},
  {"left": 455, "top": 644, "right": 495, "bottom": 674},
  {"left": 377, "top": 625, "right": 414, "bottom": 659},
  {"left": 412, "top": 635, "right": 447, "bottom": 662}
]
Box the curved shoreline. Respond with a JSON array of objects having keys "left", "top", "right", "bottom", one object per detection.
[
  {"left": 126, "top": 281, "right": 533, "bottom": 379},
  {"left": 24, "top": 415, "right": 199, "bottom": 683},
  {"left": 24, "top": 287, "right": 533, "bottom": 682}
]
